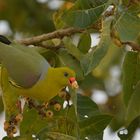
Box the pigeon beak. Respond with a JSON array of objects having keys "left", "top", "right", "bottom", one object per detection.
[{"left": 69, "top": 77, "right": 79, "bottom": 89}]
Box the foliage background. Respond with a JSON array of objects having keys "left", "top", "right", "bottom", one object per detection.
[{"left": 0, "top": 0, "right": 140, "bottom": 140}]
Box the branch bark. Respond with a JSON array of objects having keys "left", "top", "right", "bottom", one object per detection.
[
  {"left": 122, "top": 42, "right": 140, "bottom": 52},
  {"left": 17, "top": 27, "right": 83, "bottom": 45}
]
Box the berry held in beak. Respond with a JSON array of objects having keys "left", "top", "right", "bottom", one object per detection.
[{"left": 69, "top": 77, "right": 79, "bottom": 89}]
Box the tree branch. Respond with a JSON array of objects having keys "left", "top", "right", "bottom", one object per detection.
[
  {"left": 122, "top": 41, "right": 140, "bottom": 52},
  {"left": 17, "top": 27, "right": 83, "bottom": 45}
]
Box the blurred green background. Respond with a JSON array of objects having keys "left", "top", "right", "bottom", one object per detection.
[{"left": 0, "top": 0, "right": 138, "bottom": 139}]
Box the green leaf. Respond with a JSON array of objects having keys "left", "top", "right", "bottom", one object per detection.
[
  {"left": 35, "top": 105, "right": 78, "bottom": 138},
  {"left": 74, "top": 0, "right": 108, "bottom": 9},
  {"left": 63, "top": 37, "right": 84, "bottom": 60},
  {"left": 77, "top": 32, "right": 91, "bottom": 54},
  {"left": 122, "top": 0, "right": 131, "bottom": 6},
  {"left": 58, "top": 49, "right": 84, "bottom": 80},
  {"left": 126, "top": 81, "right": 140, "bottom": 124},
  {"left": 37, "top": 132, "right": 77, "bottom": 140},
  {"left": 79, "top": 73, "right": 105, "bottom": 91},
  {"left": 53, "top": 10, "right": 66, "bottom": 29},
  {"left": 2, "top": 135, "right": 33, "bottom": 140},
  {"left": 77, "top": 94, "right": 100, "bottom": 120},
  {"left": 79, "top": 114, "right": 112, "bottom": 139},
  {"left": 80, "top": 17, "right": 113, "bottom": 75},
  {"left": 20, "top": 106, "right": 48, "bottom": 135},
  {"left": 20, "top": 95, "right": 78, "bottom": 137},
  {"left": 77, "top": 94, "right": 112, "bottom": 139},
  {"left": 68, "top": 89, "right": 80, "bottom": 139},
  {"left": 62, "top": 0, "right": 108, "bottom": 28},
  {"left": 114, "top": 5, "right": 140, "bottom": 42},
  {"left": 40, "top": 49, "right": 60, "bottom": 67},
  {"left": 118, "top": 117, "right": 140, "bottom": 140},
  {"left": 92, "top": 43, "right": 123, "bottom": 78},
  {"left": 122, "top": 52, "right": 140, "bottom": 107}
]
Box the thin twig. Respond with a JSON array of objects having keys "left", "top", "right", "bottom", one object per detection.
[
  {"left": 122, "top": 41, "right": 140, "bottom": 52},
  {"left": 17, "top": 27, "right": 83, "bottom": 45}
]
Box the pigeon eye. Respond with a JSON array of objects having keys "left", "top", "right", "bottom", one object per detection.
[{"left": 64, "top": 72, "right": 68, "bottom": 77}]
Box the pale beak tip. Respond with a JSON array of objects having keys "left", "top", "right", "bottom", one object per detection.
[{"left": 71, "top": 81, "right": 79, "bottom": 89}]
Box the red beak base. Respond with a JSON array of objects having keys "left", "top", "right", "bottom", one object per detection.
[{"left": 69, "top": 77, "right": 79, "bottom": 89}]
